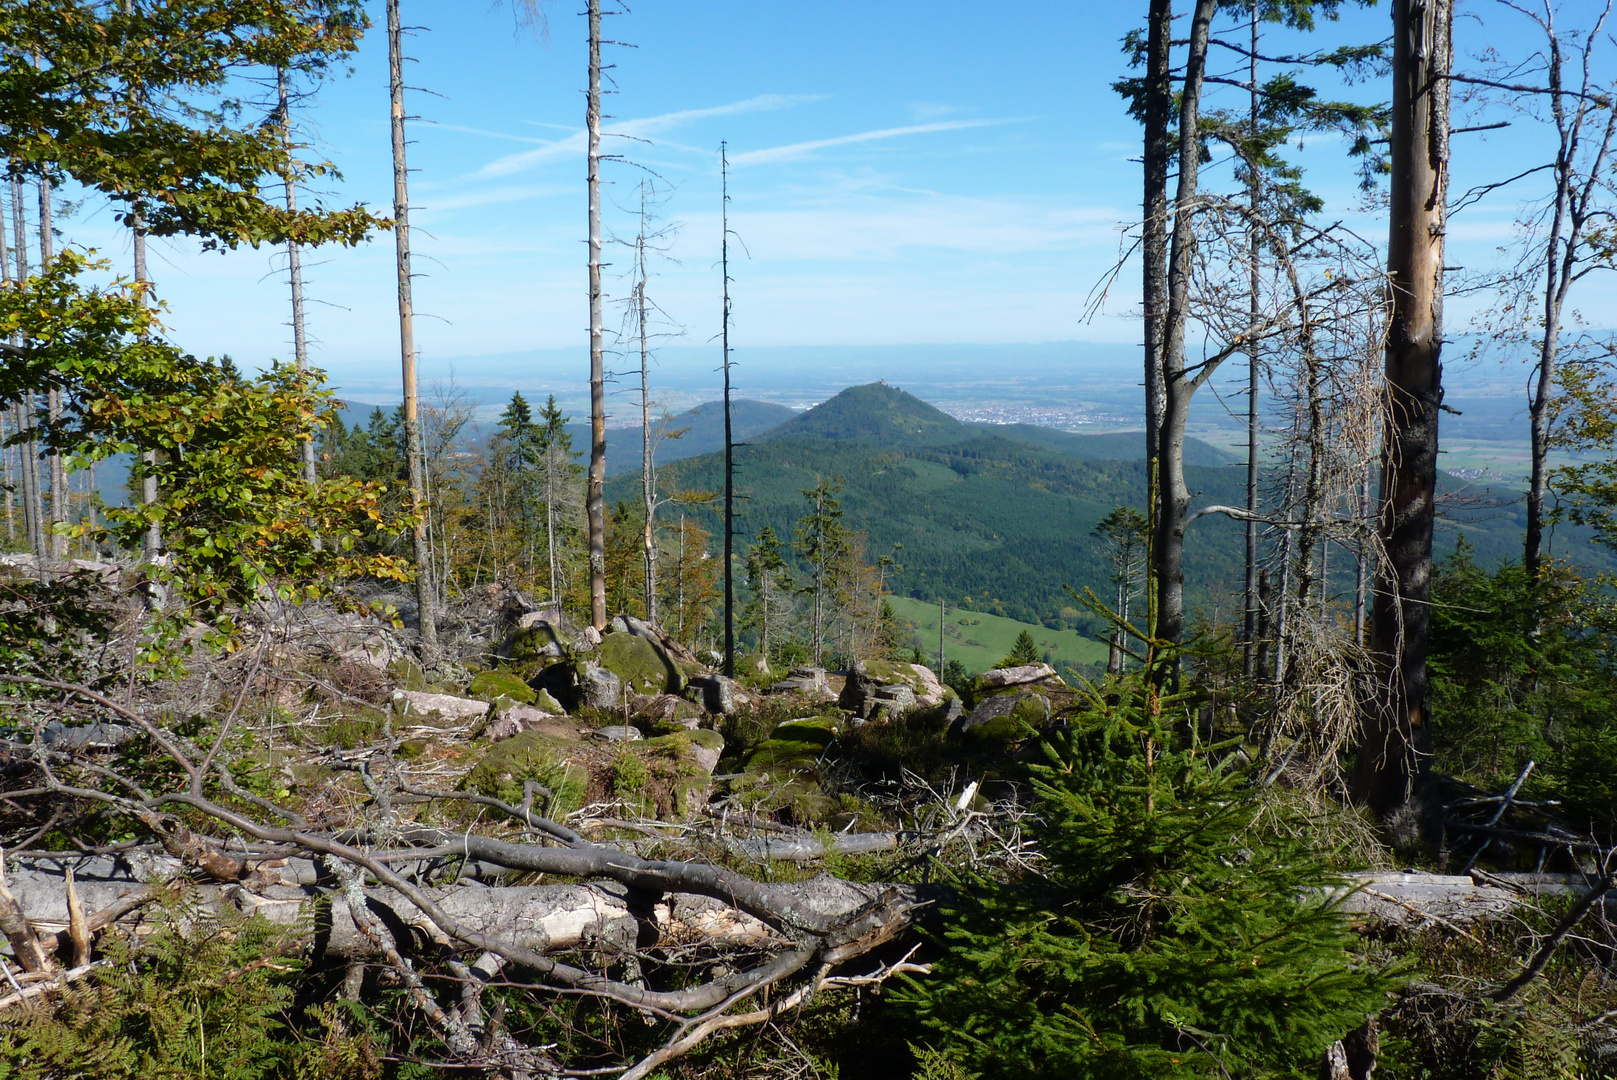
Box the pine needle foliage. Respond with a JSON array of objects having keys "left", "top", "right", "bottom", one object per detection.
[
  {"left": 899, "top": 654, "right": 1398, "bottom": 1079},
  {"left": 0, "top": 897, "right": 376, "bottom": 1080}
]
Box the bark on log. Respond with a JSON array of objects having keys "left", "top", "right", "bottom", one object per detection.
[
  {"left": 725, "top": 832, "right": 901, "bottom": 861},
  {"left": 0, "top": 855, "right": 933, "bottom": 963},
  {"left": 0, "top": 856, "right": 52, "bottom": 973},
  {"left": 1333, "top": 871, "right": 1609, "bottom": 926}
]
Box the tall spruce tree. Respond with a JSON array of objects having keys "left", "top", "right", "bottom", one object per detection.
[
  {"left": 536, "top": 394, "right": 584, "bottom": 610},
  {"left": 793, "top": 475, "right": 849, "bottom": 669},
  {"left": 741, "top": 525, "right": 793, "bottom": 662}
]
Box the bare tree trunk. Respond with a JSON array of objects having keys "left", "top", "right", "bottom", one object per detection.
[
  {"left": 1295, "top": 337, "right": 1326, "bottom": 620},
  {"left": 1274, "top": 464, "right": 1297, "bottom": 689},
  {"left": 38, "top": 177, "right": 66, "bottom": 562},
  {"left": 637, "top": 186, "right": 659, "bottom": 625},
  {"left": 10, "top": 176, "right": 43, "bottom": 562},
  {"left": 279, "top": 69, "right": 318, "bottom": 494},
  {"left": 813, "top": 493, "right": 825, "bottom": 668},
  {"left": 585, "top": 0, "right": 607, "bottom": 631},
  {"left": 0, "top": 188, "right": 14, "bottom": 546},
  {"left": 1109, "top": 577, "right": 1126, "bottom": 676},
  {"left": 127, "top": 210, "right": 161, "bottom": 558},
  {"left": 1255, "top": 568, "right": 1273, "bottom": 679},
  {"left": 387, "top": 0, "right": 437, "bottom": 650},
  {"left": 1356, "top": 0, "right": 1451, "bottom": 821},
  {"left": 1153, "top": 0, "right": 1217, "bottom": 653},
  {"left": 1522, "top": 16, "right": 1617, "bottom": 580},
  {"left": 2, "top": 409, "right": 12, "bottom": 544},
  {"left": 1355, "top": 464, "right": 1370, "bottom": 646},
  {"left": 721, "top": 145, "right": 735, "bottom": 675},
  {"left": 1244, "top": 3, "right": 1261, "bottom": 677},
  {"left": 546, "top": 471, "right": 559, "bottom": 607},
  {"left": 1142, "top": 0, "right": 1172, "bottom": 471}
]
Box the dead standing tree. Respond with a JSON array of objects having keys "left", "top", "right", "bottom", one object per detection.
[
  {"left": 1454, "top": 1, "right": 1617, "bottom": 582},
  {"left": 720, "top": 142, "right": 739, "bottom": 678},
  {"left": 276, "top": 67, "right": 317, "bottom": 492},
  {"left": 386, "top": 0, "right": 437, "bottom": 651},
  {"left": 1355, "top": 0, "right": 1452, "bottom": 822},
  {"left": 611, "top": 179, "right": 682, "bottom": 626},
  {"left": 3, "top": 176, "right": 44, "bottom": 563},
  {"left": 586, "top": 0, "right": 609, "bottom": 631}
]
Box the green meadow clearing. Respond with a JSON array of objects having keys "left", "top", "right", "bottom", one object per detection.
[{"left": 886, "top": 595, "right": 1110, "bottom": 675}]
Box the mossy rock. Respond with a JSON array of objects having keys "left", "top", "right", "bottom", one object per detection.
[
  {"left": 962, "top": 693, "right": 1048, "bottom": 750},
  {"left": 533, "top": 688, "right": 565, "bottom": 715},
  {"left": 738, "top": 652, "right": 771, "bottom": 677},
  {"left": 606, "top": 734, "right": 712, "bottom": 819},
  {"left": 686, "top": 728, "right": 724, "bottom": 753},
  {"left": 459, "top": 730, "right": 588, "bottom": 814},
  {"left": 861, "top": 659, "right": 914, "bottom": 686},
  {"left": 598, "top": 632, "right": 681, "bottom": 696},
  {"left": 509, "top": 622, "right": 565, "bottom": 663},
  {"left": 388, "top": 656, "right": 430, "bottom": 692},
  {"left": 468, "top": 669, "right": 537, "bottom": 706},
  {"left": 744, "top": 717, "right": 841, "bottom": 776},
  {"left": 727, "top": 774, "right": 838, "bottom": 826}
]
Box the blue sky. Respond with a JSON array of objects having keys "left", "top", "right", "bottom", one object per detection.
[{"left": 57, "top": 1, "right": 1614, "bottom": 403}]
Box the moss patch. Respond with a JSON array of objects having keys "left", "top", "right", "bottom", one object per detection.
[
  {"left": 459, "top": 730, "right": 588, "bottom": 814},
  {"left": 861, "top": 660, "right": 914, "bottom": 686},
  {"left": 608, "top": 734, "right": 712, "bottom": 819},
  {"left": 509, "top": 622, "right": 564, "bottom": 663},
  {"left": 467, "top": 669, "right": 537, "bottom": 705},
  {"left": 744, "top": 717, "right": 840, "bottom": 775},
  {"left": 686, "top": 728, "right": 724, "bottom": 753},
  {"left": 598, "top": 632, "right": 681, "bottom": 696},
  {"left": 388, "top": 657, "right": 430, "bottom": 692}
]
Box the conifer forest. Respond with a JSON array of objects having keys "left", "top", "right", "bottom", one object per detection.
[{"left": 8, "top": 2, "right": 1617, "bottom": 1077}]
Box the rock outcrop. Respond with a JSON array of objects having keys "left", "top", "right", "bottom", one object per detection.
[{"left": 840, "top": 660, "right": 951, "bottom": 721}]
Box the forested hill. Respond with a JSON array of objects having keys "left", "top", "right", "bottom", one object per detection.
[
  {"left": 611, "top": 432, "right": 1250, "bottom": 629},
  {"left": 604, "top": 381, "right": 1610, "bottom": 630},
  {"left": 755, "top": 381, "right": 1236, "bottom": 463},
  {"left": 758, "top": 381, "right": 970, "bottom": 447},
  {"left": 981, "top": 422, "right": 1232, "bottom": 467}
]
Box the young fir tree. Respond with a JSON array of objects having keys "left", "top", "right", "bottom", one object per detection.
[
  {"left": 605, "top": 498, "right": 646, "bottom": 619},
  {"left": 741, "top": 525, "right": 793, "bottom": 662},
  {"left": 535, "top": 394, "right": 585, "bottom": 609},
  {"left": 1000, "top": 629, "right": 1042, "bottom": 668},
  {"left": 794, "top": 475, "right": 849, "bottom": 667},
  {"left": 900, "top": 653, "right": 1396, "bottom": 1079},
  {"left": 488, "top": 391, "right": 544, "bottom": 582}
]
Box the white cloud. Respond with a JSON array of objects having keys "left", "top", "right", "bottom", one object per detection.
[
  {"left": 728, "top": 119, "right": 1014, "bottom": 166},
  {"left": 472, "top": 93, "right": 825, "bottom": 178}
]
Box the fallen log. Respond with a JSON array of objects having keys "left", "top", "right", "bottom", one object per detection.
[
  {"left": 0, "top": 854, "right": 934, "bottom": 962},
  {"left": 1334, "top": 871, "right": 1614, "bottom": 926}
]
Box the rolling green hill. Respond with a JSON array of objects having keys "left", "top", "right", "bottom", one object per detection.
[
  {"left": 758, "top": 381, "right": 969, "bottom": 447},
  {"left": 888, "top": 595, "right": 1110, "bottom": 675},
  {"left": 611, "top": 431, "right": 1249, "bottom": 628},
  {"left": 979, "top": 423, "right": 1234, "bottom": 467},
  {"left": 755, "top": 382, "right": 1233, "bottom": 464},
  {"left": 602, "top": 381, "right": 1612, "bottom": 632}
]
